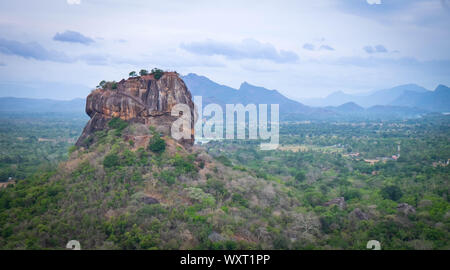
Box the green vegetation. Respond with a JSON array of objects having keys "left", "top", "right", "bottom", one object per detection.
[
  {"left": 139, "top": 69, "right": 149, "bottom": 76},
  {"left": 103, "top": 153, "right": 120, "bottom": 168},
  {"left": 108, "top": 117, "right": 129, "bottom": 136},
  {"left": 129, "top": 71, "right": 137, "bottom": 77},
  {"left": 148, "top": 135, "right": 166, "bottom": 153},
  {"left": 97, "top": 80, "right": 118, "bottom": 90},
  {"left": 0, "top": 113, "right": 86, "bottom": 181},
  {"left": 0, "top": 114, "right": 448, "bottom": 250},
  {"left": 151, "top": 68, "right": 164, "bottom": 80},
  {"left": 381, "top": 186, "right": 403, "bottom": 201}
]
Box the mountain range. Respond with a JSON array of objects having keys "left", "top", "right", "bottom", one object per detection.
[
  {"left": 302, "top": 84, "right": 450, "bottom": 112},
  {"left": 0, "top": 73, "right": 449, "bottom": 118},
  {"left": 182, "top": 73, "right": 315, "bottom": 116},
  {"left": 0, "top": 97, "right": 85, "bottom": 113}
]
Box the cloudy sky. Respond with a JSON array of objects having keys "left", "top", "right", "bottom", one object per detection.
[{"left": 0, "top": 0, "right": 449, "bottom": 100}]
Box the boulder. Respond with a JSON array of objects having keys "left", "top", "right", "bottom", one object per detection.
[
  {"left": 350, "top": 208, "right": 369, "bottom": 220},
  {"left": 140, "top": 196, "right": 159, "bottom": 205},
  {"left": 397, "top": 203, "right": 416, "bottom": 215}
]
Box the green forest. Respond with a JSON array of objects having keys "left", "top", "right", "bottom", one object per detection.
[{"left": 0, "top": 113, "right": 448, "bottom": 250}]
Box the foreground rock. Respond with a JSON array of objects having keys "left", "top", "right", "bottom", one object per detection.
[{"left": 76, "top": 72, "right": 195, "bottom": 147}]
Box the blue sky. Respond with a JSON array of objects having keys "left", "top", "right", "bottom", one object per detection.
[{"left": 0, "top": 0, "right": 449, "bottom": 100}]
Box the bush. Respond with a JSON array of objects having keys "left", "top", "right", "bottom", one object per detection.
[
  {"left": 108, "top": 117, "right": 128, "bottom": 136},
  {"left": 99, "top": 81, "right": 118, "bottom": 90},
  {"left": 97, "top": 80, "right": 106, "bottom": 89},
  {"left": 139, "top": 69, "right": 149, "bottom": 76},
  {"left": 185, "top": 187, "right": 216, "bottom": 207},
  {"left": 103, "top": 153, "right": 120, "bottom": 168},
  {"left": 68, "top": 145, "right": 77, "bottom": 155},
  {"left": 148, "top": 135, "right": 166, "bottom": 153},
  {"left": 173, "top": 154, "right": 196, "bottom": 174},
  {"left": 231, "top": 193, "right": 248, "bottom": 208},
  {"left": 381, "top": 186, "right": 403, "bottom": 201},
  {"left": 342, "top": 189, "right": 362, "bottom": 201},
  {"left": 159, "top": 170, "right": 176, "bottom": 185},
  {"left": 294, "top": 171, "right": 306, "bottom": 182},
  {"left": 216, "top": 155, "right": 232, "bottom": 167},
  {"left": 151, "top": 68, "right": 164, "bottom": 80}
]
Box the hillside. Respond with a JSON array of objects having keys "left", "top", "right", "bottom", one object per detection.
[{"left": 1, "top": 113, "right": 449, "bottom": 250}]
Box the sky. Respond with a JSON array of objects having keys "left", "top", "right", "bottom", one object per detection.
[{"left": 0, "top": 0, "right": 449, "bottom": 100}]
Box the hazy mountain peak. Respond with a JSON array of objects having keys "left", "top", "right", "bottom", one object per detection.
[
  {"left": 338, "top": 101, "right": 364, "bottom": 110},
  {"left": 435, "top": 84, "right": 449, "bottom": 92}
]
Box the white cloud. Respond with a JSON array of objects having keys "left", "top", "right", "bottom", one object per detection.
[
  {"left": 67, "top": 0, "right": 81, "bottom": 5},
  {"left": 366, "top": 0, "right": 381, "bottom": 5}
]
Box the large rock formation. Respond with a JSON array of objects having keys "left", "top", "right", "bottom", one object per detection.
[{"left": 76, "top": 72, "right": 195, "bottom": 147}]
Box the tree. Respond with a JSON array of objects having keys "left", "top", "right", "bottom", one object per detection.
[
  {"left": 139, "top": 69, "right": 149, "bottom": 76},
  {"left": 151, "top": 68, "right": 164, "bottom": 80},
  {"left": 98, "top": 80, "right": 106, "bottom": 89},
  {"left": 148, "top": 135, "right": 166, "bottom": 153},
  {"left": 129, "top": 71, "right": 137, "bottom": 77},
  {"left": 103, "top": 153, "right": 120, "bottom": 168},
  {"left": 381, "top": 186, "right": 403, "bottom": 201},
  {"left": 294, "top": 171, "right": 306, "bottom": 182}
]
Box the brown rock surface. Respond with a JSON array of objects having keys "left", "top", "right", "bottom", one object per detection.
[{"left": 76, "top": 72, "right": 195, "bottom": 147}]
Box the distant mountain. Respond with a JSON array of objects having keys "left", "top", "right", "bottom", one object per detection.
[
  {"left": 303, "top": 84, "right": 430, "bottom": 107},
  {"left": 390, "top": 85, "right": 450, "bottom": 112},
  {"left": 365, "top": 105, "right": 428, "bottom": 118},
  {"left": 326, "top": 102, "right": 364, "bottom": 113},
  {"left": 1, "top": 74, "right": 443, "bottom": 119},
  {"left": 0, "top": 97, "right": 85, "bottom": 113},
  {"left": 325, "top": 102, "right": 428, "bottom": 119},
  {"left": 182, "top": 73, "right": 316, "bottom": 117},
  {"left": 0, "top": 81, "right": 91, "bottom": 100}
]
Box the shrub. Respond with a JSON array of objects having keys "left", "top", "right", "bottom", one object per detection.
[
  {"left": 108, "top": 117, "right": 128, "bottom": 136},
  {"left": 129, "top": 71, "right": 137, "bottom": 77},
  {"left": 99, "top": 81, "right": 118, "bottom": 90},
  {"left": 151, "top": 68, "right": 164, "bottom": 80},
  {"left": 231, "top": 193, "right": 249, "bottom": 208},
  {"left": 148, "top": 135, "right": 166, "bottom": 153},
  {"left": 97, "top": 80, "right": 106, "bottom": 89},
  {"left": 68, "top": 145, "right": 77, "bottom": 155},
  {"left": 103, "top": 153, "right": 120, "bottom": 168},
  {"left": 216, "top": 155, "right": 232, "bottom": 167},
  {"left": 294, "top": 171, "right": 306, "bottom": 182},
  {"left": 173, "top": 154, "right": 196, "bottom": 174},
  {"left": 342, "top": 189, "right": 362, "bottom": 201},
  {"left": 381, "top": 186, "right": 403, "bottom": 201},
  {"left": 159, "top": 170, "right": 176, "bottom": 185},
  {"left": 185, "top": 187, "right": 216, "bottom": 207},
  {"left": 139, "top": 69, "right": 149, "bottom": 76}
]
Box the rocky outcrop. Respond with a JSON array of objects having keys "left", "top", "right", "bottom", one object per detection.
[
  {"left": 397, "top": 203, "right": 416, "bottom": 215},
  {"left": 350, "top": 208, "right": 369, "bottom": 220},
  {"left": 140, "top": 196, "right": 159, "bottom": 205},
  {"left": 76, "top": 72, "right": 195, "bottom": 147},
  {"left": 324, "top": 197, "right": 346, "bottom": 210}
]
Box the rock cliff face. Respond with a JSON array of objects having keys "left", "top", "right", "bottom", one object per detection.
[{"left": 76, "top": 72, "right": 195, "bottom": 147}]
